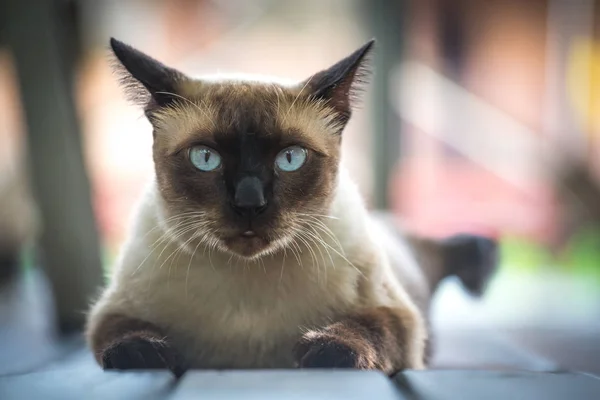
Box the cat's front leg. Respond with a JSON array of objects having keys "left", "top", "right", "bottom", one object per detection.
[
  {"left": 294, "top": 306, "right": 425, "bottom": 375},
  {"left": 88, "top": 313, "right": 186, "bottom": 377}
]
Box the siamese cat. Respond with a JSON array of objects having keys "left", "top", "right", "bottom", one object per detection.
[{"left": 86, "top": 38, "right": 497, "bottom": 377}]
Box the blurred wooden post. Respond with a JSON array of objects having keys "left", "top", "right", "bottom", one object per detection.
[
  {"left": 3, "top": 0, "right": 104, "bottom": 333},
  {"left": 364, "top": 0, "right": 405, "bottom": 210}
]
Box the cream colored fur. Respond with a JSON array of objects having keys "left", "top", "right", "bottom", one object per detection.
[{"left": 87, "top": 166, "right": 429, "bottom": 370}]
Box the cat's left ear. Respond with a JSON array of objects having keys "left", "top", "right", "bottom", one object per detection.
[{"left": 303, "top": 39, "right": 375, "bottom": 125}]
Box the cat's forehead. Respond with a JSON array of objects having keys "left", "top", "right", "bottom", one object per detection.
[{"left": 152, "top": 77, "right": 342, "bottom": 155}]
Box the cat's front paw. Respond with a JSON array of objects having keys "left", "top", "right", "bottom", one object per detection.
[
  {"left": 293, "top": 331, "right": 377, "bottom": 369},
  {"left": 101, "top": 334, "right": 185, "bottom": 377}
]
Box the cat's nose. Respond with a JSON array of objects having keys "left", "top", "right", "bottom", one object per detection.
[{"left": 232, "top": 176, "right": 267, "bottom": 216}]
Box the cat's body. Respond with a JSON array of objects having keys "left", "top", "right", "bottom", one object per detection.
[
  {"left": 89, "top": 167, "right": 428, "bottom": 369},
  {"left": 86, "top": 39, "right": 497, "bottom": 376}
]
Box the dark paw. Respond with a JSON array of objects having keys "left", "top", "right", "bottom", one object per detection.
[
  {"left": 101, "top": 335, "right": 185, "bottom": 377},
  {"left": 294, "top": 332, "right": 376, "bottom": 369},
  {"left": 444, "top": 234, "right": 498, "bottom": 296}
]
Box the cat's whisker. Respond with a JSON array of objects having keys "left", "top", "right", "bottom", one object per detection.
[
  {"left": 259, "top": 257, "right": 267, "bottom": 275},
  {"left": 185, "top": 232, "right": 207, "bottom": 298},
  {"left": 289, "top": 237, "right": 304, "bottom": 270},
  {"left": 302, "top": 217, "right": 352, "bottom": 275},
  {"left": 132, "top": 232, "right": 169, "bottom": 276},
  {"left": 295, "top": 212, "right": 339, "bottom": 220},
  {"left": 153, "top": 222, "right": 198, "bottom": 253},
  {"left": 312, "top": 230, "right": 364, "bottom": 278},
  {"left": 166, "top": 225, "right": 213, "bottom": 287},
  {"left": 304, "top": 225, "right": 336, "bottom": 270},
  {"left": 163, "top": 221, "right": 201, "bottom": 248},
  {"left": 299, "top": 213, "right": 337, "bottom": 234},
  {"left": 152, "top": 220, "right": 207, "bottom": 274},
  {"left": 150, "top": 216, "right": 203, "bottom": 248},
  {"left": 168, "top": 235, "right": 190, "bottom": 290},
  {"left": 302, "top": 227, "right": 328, "bottom": 270},
  {"left": 305, "top": 218, "right": 345, "bottom": 255},
  {"left": 146, "top": 220, "right": 189, "bottom": 251},
  {"left": 161, "top": 210, "right": 208, "bottom": 222},
  {"left": 208, "top": 237, "right": 216, "bottom": 272},
  {"left": 295, "top": 232, "right": 318, "bottom": 270},
  {"left": 292, "top": 212, "right": 345, "bottom": 253},
  {"left": 300, "top": 230, "right": 326, "bottom": 285},
  {"left": 168, "top": 221, "right": 211, "bottom": 272},
  {"left": 279, "top": 246, "right": 287, "bottom": 284},
  {"left": 131, "top": 218, "right": 201, "bottom": 276},
  {"left": 158, "top": 227, "right": 200, "bottom": 271},
  {"left": 294, "top": 230, "right": 320, "bottom": 283}
]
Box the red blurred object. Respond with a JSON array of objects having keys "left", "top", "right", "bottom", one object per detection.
[{"left": 391, "top": 159, "right": 557, "bottom": 242}]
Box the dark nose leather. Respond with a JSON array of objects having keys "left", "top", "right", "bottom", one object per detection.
[{"left": 232, "top": 176, "right": 267, "bottom": 216}]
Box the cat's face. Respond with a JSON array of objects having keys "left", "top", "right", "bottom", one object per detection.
[{"left": 111, "top": 38, "right": 373, "bottom": 259}]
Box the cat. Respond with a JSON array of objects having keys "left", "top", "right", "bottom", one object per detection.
[{"left": 86, "top": 38, "right": 498, "bottom": 377}]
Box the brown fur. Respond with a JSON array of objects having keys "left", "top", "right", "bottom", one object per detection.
[
  {"left": 150, "top": 83, "right": 343, "bottom": 259},
  {"left": 91, "top": 313, "right": 184, "bottom": 376},
  {"left": 90, "top": 313, "right": 166, "bottom": 363},
  {"left": 294, "top": 306, "right": 416, "bottom": 375}
]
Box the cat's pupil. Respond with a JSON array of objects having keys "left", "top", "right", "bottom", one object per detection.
[
  {"left": 204, "top": 151, "right": 210, "bottom": 163},
  {"left": 286, "top": 152, "right": 292, "bottom": 163}
]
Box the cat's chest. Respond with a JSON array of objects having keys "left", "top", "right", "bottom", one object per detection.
[
  {"left": 134, "top": 260, "right": 361, "bottom": 368},
  {"left": 150, "top": 265, "right": 355, "bottom": 328}
]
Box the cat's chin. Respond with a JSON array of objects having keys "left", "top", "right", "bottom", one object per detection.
[{"left": 222, "top": 235, "right": 274, "bottom": 260}]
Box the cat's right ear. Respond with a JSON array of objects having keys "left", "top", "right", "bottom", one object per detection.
[
  {"left": 110, "top": 38, "right": 187, "bottom": 109},
  {"left": 302, "top": 40, "right": 375, "bottom": 127}
]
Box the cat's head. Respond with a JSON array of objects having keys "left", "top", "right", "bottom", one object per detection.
[{"left": 110, "top": 38, "right": 374, "bottom": 259}]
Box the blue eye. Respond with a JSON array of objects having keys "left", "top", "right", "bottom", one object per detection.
[
  {"left": 275, "top": 146, "right": 307, "bottom": 172},
  {"left": 189, "top": 146, "right": 221, "bottom": 171}
]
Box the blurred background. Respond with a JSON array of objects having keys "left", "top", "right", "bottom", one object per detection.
[{"left": 1, "top": 0, "right": 600, "bottom": 378}]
